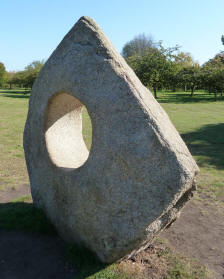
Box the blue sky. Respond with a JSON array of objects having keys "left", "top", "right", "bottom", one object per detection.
[{"left": 1, "top": 0, "right": 223, "bottom": 71}]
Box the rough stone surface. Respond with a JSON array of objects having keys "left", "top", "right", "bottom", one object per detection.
[{"left": 23, "top": 16, "right": 199, "bottom": 263}]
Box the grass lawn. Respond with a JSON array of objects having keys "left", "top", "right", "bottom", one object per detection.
[
  {"left": 159, "top": 90, "right": 224, "bottom": 202},
  {"left": 0, "top": 89, "right": 30, "bottom": 191},
  {"left": 1, "top": 88, "right": 222, "bottom": 278}
]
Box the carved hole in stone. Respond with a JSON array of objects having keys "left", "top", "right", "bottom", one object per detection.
[{"left": 45, "top": 92, "right": 92, "bottom": 168}]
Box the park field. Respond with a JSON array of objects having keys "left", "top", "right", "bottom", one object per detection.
[{"left": 0, "top": 89, "right": 223, "bottom": 278}]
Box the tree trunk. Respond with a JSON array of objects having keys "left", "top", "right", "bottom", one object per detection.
[
  {"left": 190, "top": 86, "right": 194, "bottom": 97},
  {"left": 184, "top": 85, "right": 187, "bottom": 92},
  {"left": 214, "top": 90, "right": 217, "bottom": 101},
  {"left": 153, "top": 87, "right": 157, "bottom": 99},
  {"left": 221, "top": 92, "right": 223, "bottom": 97}
]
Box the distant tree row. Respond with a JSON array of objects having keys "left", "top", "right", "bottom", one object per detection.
[
  {"left": 122, "top": 34, "right": 224, "bottom": 99},
  {"left": 0, "top": 60, "right": 44, "bottom": 89},
  {"left": 1, "top": 34, "right": 224, "bottom": 98}
]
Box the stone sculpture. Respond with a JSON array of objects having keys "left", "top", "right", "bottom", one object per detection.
[{"left": 24, "top": 16, "right": 199, "bottom": 263}]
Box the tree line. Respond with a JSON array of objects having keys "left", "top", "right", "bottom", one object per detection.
[
  {"left": 0, "top": 34, "right": 224, "bottom": 100},
  {"left": 122, "top": 34, "right": 224, "bottom": 99},
  {"left": 0, "top": 60, "right": 44, "bottom": 90}
]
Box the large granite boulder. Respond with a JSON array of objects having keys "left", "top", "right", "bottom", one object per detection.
[{"left": 24, "top": 16, "right": 199, "bottom": 263}]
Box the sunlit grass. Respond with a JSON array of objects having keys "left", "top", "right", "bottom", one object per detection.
[
  {"left": 159, "top": 91, "right": 224, "bottom": 202},
  {"left": 0, "top": 89, "right": 29, "bottom": 191}
]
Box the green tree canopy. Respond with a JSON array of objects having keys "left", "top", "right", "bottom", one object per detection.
[
  {"left": 5, "top": 71, "right": 15, "bottom": 89},
  {"left": 123, "top": 34, "right": 180, "bottom": 98},
  {"left": 178, "top": 65, "right": 201, "bottom": 96},
  {"left": 122, "top": 34, "right": 158, "bottom": 58},
  {"left": 173, "top": 52, "right": 197, "bottom": 67},
  {"left": 201, "top": 49, "right": 224, "bottom": 96},
  {"left": 23, "top": 60, "right": 44, "bottom": 88},
  {"left": 126, "top": 47, "right": 171, "bottom": 98},
  {"left": 5, "top": 60, "right": 44, "bottom": 89},
  {"left": 201, "top": 63, "right": 224, "bottom": 98},
  {"left": 0, "top": 62, "right": 6, "bottom": 87},
  {"left": 204, "top": 53, "right": 224, "bottom": 67},
  {"left": 11, "top": 71, "right": 26, "bottom": 87},
  {"left": 122, "top": 33, "right": 224, "bottom": 99}
]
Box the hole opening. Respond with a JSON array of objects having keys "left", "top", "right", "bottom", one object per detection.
[{"left": 45, "top": 92, "right": 92, "bottom": 168}]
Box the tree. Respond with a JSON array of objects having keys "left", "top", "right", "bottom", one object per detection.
[
  {"left": 169, "top": 52, "right": 199, "bottom": 91},
  {"left": 123, "top": 34, "right": 182, "bottom": 98},
  {"left": 23, "top": 60, "right": 44, "bottom": 88},
  {"left": 173, "top": 52, "right": 197, "bottom": 67},
  {"left": 204, "top": 53, "right": 224, "bottom": 67},
  {"left": 0, "top": 62, "right": 6, "bottom": 87},
  {"left": 5, "top": 71, "right": 15, "bottom": 89},
  {"left": 4, "top": 60, "right": 44, "bottom": 89},
  {"left": 201, "top": 50, "right": 224, "bottom": 99},
  {"left": 126, "top": 47, "right": 171, "bottom": 98},
  {"left": 12, "top": 71, "right": 26, "bottom": 88},
  {"left": 165, "top": 61, "right": 182, "bottom": 92},
  {"left": 178, "top": 65, "right": 201, "bottom": 96},
  {"left": 221, "top": 35, "right": 224, "bottom": 46},
  {"left": 201, "top": 64, "right": 224, "bottom": 99},
  {"left": 122, "top": 34, "right": 200, "bottom": 97},
  {"left": 122, "top": 34, "right": 157, "bottom": 58}
]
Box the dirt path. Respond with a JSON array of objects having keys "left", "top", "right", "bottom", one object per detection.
[{"left": 162, "top": 199, "right": 224, "bottom": 279}]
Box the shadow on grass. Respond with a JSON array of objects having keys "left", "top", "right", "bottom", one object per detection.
[
  {"left": 181, "top": 123, "right": 224, "bottom": 170},
  {"left": 1, "top": 93, "right": 30, "bottom": 99},
  {"left": 0, "top": 90, "right": 30, "bottom": 94},
  {"left": 0, "top": 90, "right": 30, "bottom": 99},
  {"left": 0, "top": 202, "right": 56, "bottom": 234},
  {"left": 0, "top": 202, "right": 107, "bottom": 279},
  {"left": 158, "top": 93, "right": 224, "bottom": 103}
]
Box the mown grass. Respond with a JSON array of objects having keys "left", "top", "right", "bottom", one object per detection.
[
  {"left": 158, "top": 90, "right": 224, "bottom": 202},
  {"left": 0, "top": 88, "right": 219, "bottom": 278},
  {"left": 0, "top": 89, "right": 30, "bottom": 191}
]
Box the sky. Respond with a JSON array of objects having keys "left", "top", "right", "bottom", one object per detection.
[{"left": 1, "top": 0, "right": 224, "bottom": 71}]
